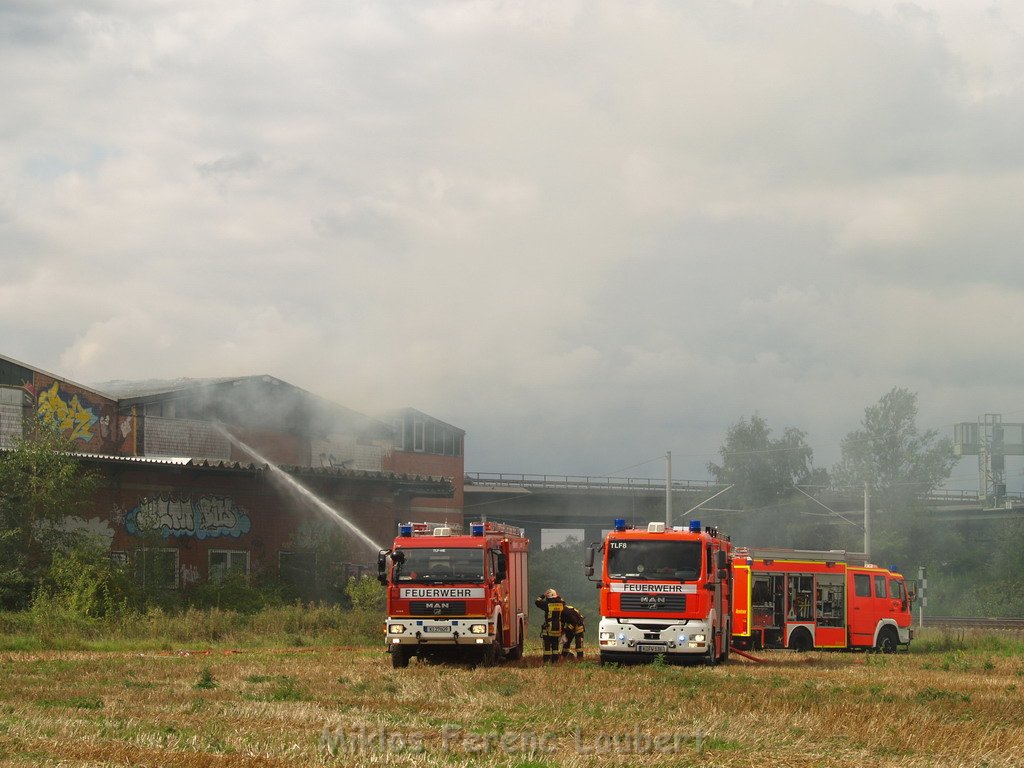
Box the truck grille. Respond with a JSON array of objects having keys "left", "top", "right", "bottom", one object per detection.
[
  {"left": 410, "top": 600, "right": 467, "bottom": 616},
  {"left": 620, "top": 594, "right": 686, "bottom": 612}
]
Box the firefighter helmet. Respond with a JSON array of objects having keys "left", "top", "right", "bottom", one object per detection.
[{"left": 544, "top": 588, "right": 559, "bottom": 599}]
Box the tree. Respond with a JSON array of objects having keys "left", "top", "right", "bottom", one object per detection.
[
  {"left": 832, "top": 388, "right": 956, "bottom": 509},
  {"left": 0, "top": 422, "right": 99, "bottom": 609},
  {"left": 707, "top": 414, "right": 826, "bottom": 508},
  {"left": 707, "top": 415, "right": 833, "bottom": 548}
]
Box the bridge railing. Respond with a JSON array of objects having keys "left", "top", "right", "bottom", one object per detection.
[
  {"left": 465, "top": 475, "right": 1024, "bottom": 504},
  {"left": 464, "top": 472, "right": 720, "bottom": 493}
]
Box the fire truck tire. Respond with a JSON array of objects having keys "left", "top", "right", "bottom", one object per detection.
[
  {"left": 788, "top": 628, "right": 813, "bottom": 652},
  {"left": 507, "top": 620, "right": 524, "bottom": 661},
  {"left": 703, "top": 641, "right": 718, "bottom": 666},
  {"left": 482, "top": 620, "right": 503, "bottom": 666},
  {"left": 391, "top": 647, "right": 411, "bottom": 668},
  {"left": 718, "top": 625, "right": 731, "bottom": 663},
  {"left": 875, "top": 627, "right": 899, "bottom": 654}
]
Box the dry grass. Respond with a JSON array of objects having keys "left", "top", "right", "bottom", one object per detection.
[{"left": 0, "top": 636, "right": 1022, "bottom": 767}]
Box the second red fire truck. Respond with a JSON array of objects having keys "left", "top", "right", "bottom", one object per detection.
[
  {"left": 731, "top": 548, "right": 913, "bottom": 652},
  {"left": 587, "top": 519, "right": 733, "bottom": 665},
  {"left": 378, "top": 521, "right": 529, "bottom": 667}
]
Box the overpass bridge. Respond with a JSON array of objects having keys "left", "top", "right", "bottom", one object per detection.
[{"left": 463, "top": 472, "right": 1024, "bottom": 551}]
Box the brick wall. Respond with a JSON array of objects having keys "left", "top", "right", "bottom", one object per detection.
[
  {"left": 30, "top": 373, "right": 120, "bottom": 453},
  {"left": 384, "top": 450, "right": 464, "bottom": 518},
  {"left": 87, "top": 463, "right": 417, "bottom": 587}
]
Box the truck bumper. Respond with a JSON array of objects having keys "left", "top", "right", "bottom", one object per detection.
[
  {"left": 385, "top": 618, "right": 494, "bottom": 647},
  {"left": 598, "top": 617, "right": 714, "bottom": 659}
]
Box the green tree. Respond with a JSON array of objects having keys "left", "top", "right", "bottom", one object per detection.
[
  {"left": 0, "top": 422, "right": 99, "bottom": 609},
  {"left": 528, "top": 538, "right": 597, "bottom": 629},
  {"left": 832, "top": 388, "right": 956, "bottom": 509},
  {"left": 706, "top": 415, "right": 836, "bottom": 548}
]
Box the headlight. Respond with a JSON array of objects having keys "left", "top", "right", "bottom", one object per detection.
[
  {"left": 388, "top": 624, "right": 406, "bottom": 634},
  {"left": 599, "top": 632, "right": 614, "bottom": 640},
  {"left": 693, "top": 634, "right": 706, "bottom": 642},
  {"left": 469, "top": 623, "right": 488, "bottom": 635}
]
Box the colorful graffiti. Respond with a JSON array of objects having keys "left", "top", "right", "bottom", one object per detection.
[
  {"left": 124, "top": 495, "right": 252, "bottom": 539},
  {"left": 36, "top": 382, "right": 99, "bottom": 442}
]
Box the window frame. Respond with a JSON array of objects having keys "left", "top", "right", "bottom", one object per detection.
[
  {"left": 873, "top": 574, "right": 887, "bottom": 598},
  {"left": 208, "top": 549, "right": 250, "bottom": 582},
  {"left": 854, "top": 573, "right": 871, "bottom": 598}
]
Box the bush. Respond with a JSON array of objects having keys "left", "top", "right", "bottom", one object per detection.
[
  {"left": 33, "top": 543, "right": 134, "bottom": 619},
  {"left": 344, "top": 575, "right": 384, "bottom": 611}
]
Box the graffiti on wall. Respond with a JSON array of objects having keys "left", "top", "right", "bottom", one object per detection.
[
  {"left": 124, "top": 495, "right": 252, "bottom": 539},
  {"left": 36, "top": 382, "right": 99, "bottom": 442}
]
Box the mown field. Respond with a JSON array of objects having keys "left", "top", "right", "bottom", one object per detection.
[{"left": 0, "top": 627, "right": 1022, "bottom": 768}]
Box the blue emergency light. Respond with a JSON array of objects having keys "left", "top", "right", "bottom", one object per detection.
[
  {"left": 613, "top": 518, "right": 627, "bottom": 532},
  {"left": 399, "top": 524, "right": 413, "bottom": 537},
  {"left": 471, "top": 523, "right": 485, "bottom": 536},
  {"left": 688, "top": 519, "right": 701, "bottom": 533}
]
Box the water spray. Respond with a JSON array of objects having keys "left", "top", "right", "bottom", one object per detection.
[{"left": 213, "top": 423, "right": 384, "bottom": 552}]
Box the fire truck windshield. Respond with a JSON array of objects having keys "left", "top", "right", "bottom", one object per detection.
[
  {"left": 393, "top": 548, "right": 485, "bottom": 584},
  {"left": 606, "top": 540, "right": 702, "bottom": 581}
]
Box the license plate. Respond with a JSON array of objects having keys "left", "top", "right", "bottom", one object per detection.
[
  {"left": 423, "top": 625, "right": 450, "bottom": 633},
  {"left": 638, "top": 643, "right": 667, "bottom": 653}
]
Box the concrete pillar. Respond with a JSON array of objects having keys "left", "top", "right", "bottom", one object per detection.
[
  {"left": 582, "top": 526, "right": 604, "bottom": 546},
  {"left": 522, "top": 524, "right": 543, "bottom": 554}
]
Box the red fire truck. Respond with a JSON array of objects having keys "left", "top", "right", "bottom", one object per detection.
[
  {"left": 731, "top": 548, "right": 913, "bottom": 652},
  {"left": 378, "top": 521, "right": 529, "bottom": 667},
  {"left": 587, "top": 519, "right": 733, "bottom": 665}
]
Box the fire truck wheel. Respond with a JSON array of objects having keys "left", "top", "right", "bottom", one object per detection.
[
  {"left": 507, "top": 620, "right": 524, "bottom": 661},
  {"left": 788, "top": 628, "right": 813, "bottom": 652},
  {"left": 391, "top": 646, "right": 411, "bottom": 669},
  {"left": 875, "top": 627, "right": 899, "bottom": 654}
]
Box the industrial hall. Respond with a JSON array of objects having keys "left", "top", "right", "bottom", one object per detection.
[{"left": 0, "top": 353, "right": 465, "bottom": 595}]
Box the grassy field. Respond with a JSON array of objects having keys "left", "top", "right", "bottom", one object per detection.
[{"left": 0, "top": 629, "right": 1022, "bottom": 767}]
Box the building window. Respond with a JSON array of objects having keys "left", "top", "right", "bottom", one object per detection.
[
  {"left": 209, "top": 550, "right": 250, "bottom": 582},
  {"left": 393, "top": 419, "right": 404, "bottom": 452},
  {"left": 134, "top": 548, "right": 179, "bottom": 589},
  {"left": 413, "top": 420, "right": 425, "bottom": 452}
]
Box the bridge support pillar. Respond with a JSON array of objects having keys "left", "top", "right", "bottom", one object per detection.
[
  {"left": 582, "top": 525, "right": 604, "bottom": 546},
  {"left": 522, "top": 524, "right": 543, "bottom": 554}
]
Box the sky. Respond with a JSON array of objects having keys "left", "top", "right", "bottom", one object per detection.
[{"left": 3, "top": 1, "right": 1024, "bottom": 489}]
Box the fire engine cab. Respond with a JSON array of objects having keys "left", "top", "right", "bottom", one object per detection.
[
  {"left": 587, "top": 519, "right": 733, "bottom": 665},
  {"left": 378, "top": 521, "right": 529, "bottom": 667},
  {"left": 731, "top": 548, "right": 913, "bottom": 652}
]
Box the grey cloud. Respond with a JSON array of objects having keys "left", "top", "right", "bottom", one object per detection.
[
  {"left": 196, "top": 152, "right": 263, "bottom": 178},
  {"left": 5, "top": 1, "right": 1024, "bottom": 491}
]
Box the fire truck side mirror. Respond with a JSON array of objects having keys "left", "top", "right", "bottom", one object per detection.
[
  {"left": 495, "top": 553, "right": 508, "bottom": 582},
  {"left": 716, "top": 550, "right": 727, "bottom": 570},
  {"left": 584, "top": 545, "right": 596, "bottom": 580},
  {"left": 718, "top": 568, "right": 728, "bottom": 580},
  {"left": 377, "top": 550, "right": 389, "bottom": 586}
]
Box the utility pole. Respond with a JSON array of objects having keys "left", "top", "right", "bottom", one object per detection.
[
  {"left": 918, "top": 565, "right": 927, "bottom": 629},
  {"left": 665, "top": 451, "right": 673, "bottom": 527},
  {"left": 863, "top": 481, "right": 872, "bottom": 561}
]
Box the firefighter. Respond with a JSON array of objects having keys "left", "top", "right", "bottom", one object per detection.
[
  {"left": 535, "top": 588, "right": 565, "bottom": 663},
  {"left": 560, "top": 603, "right": 585, "bottom": 660}
]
